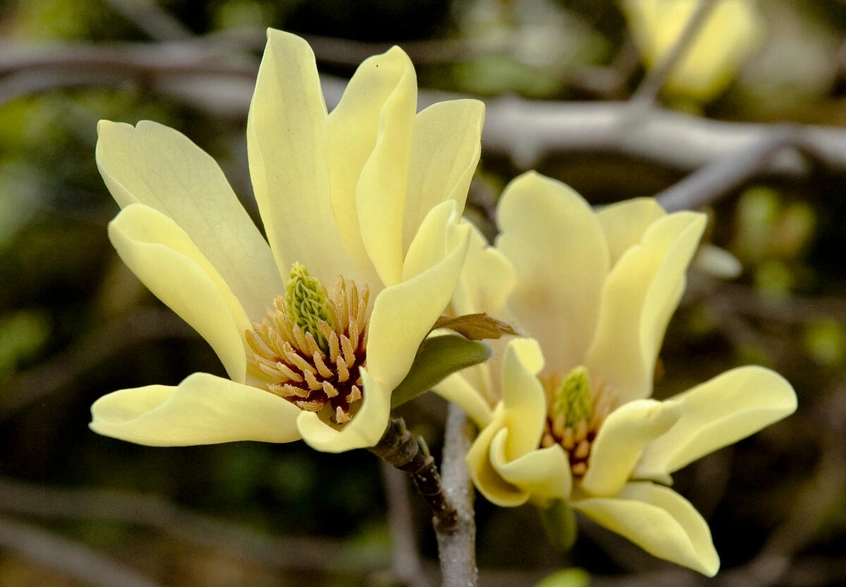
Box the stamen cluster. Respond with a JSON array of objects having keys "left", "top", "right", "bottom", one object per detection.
[
  {"left": 246, "top": 275, "right": 370, "bottom": 425},
  {"left": 540, "top": 369, "right": 617, "bottom": 476}
]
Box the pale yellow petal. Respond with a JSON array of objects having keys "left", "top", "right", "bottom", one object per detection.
[
  {"left": 355, "top": 46, "right": 417, "bottom": 287},
  {"left": 451, "top": 222, "right": 516, "bottom": 318},
  {"left": 367, "top": 217, "right": 470, "bottom": 393},
  {"left": 580, "top": 399, "right": 681, "bottom": 497},
  {"left": 402, "top": 200, "right": 462, "bottom": 282},
  {"left": 635, "top": 366, "right": 797, "bottom": 483},
  {"left": 500, "top": 338, "right": 547, "bottom": 461},
  {"left": 109, "top": 204, "right": 250, "bottom": 382},
  {"left": 622, "top": 0, "right": 765, "bottom": 102},
  {"left": 433, "top": 373, "right": 494, "bottom": 429},
  {"left": 296, "top": 366, "right": 390, "bottom": 453},
  {"left": 490, "top": 430, "right": 572, "bottom": 502},
  {"left": 402, "top": 99, "right": 485, "bottom": 253},
  {"left": 497, "top": 172, "right": 609, "bottom": 374},
  {"left": 466, "top": 409, "right": 530, "bottom": 507},
  {"left": 324, "top": 47, "right": 417, "bottom": 286},
  {"left": 573, "top": 482, "right": 719, "bottom": 576},
  {"left": 90, "top": 373, "right": 302, "bottom": 446},
  {"left": 596, "top": 198, "right": 666, "bottom": 267},
  {"left": 96, "top": 120, "right": 281, "bottom": 321},
  {"left": 585, "top": 212, "right": 706, "bottom": 403},
  {"left": 247, "top": 29, "right": 350, "bottom": 284}
]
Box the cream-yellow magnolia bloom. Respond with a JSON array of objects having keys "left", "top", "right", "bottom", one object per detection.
[
  {"left": 622, "top": 0, "right": 765, "bottom": 102},
  {"left": 89, "top": 30, "right": 483, "bottom": 453},
  {"left": 442, "top": 172, "right": 796, "bottom": 575}
]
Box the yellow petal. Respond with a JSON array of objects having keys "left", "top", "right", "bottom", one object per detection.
[
  {"left": 466, "top": 409, "right": 530, "bottom": 507},
  {"left": 622, "top": 0, "right": 765, "bottom": 102},
  {"left": 573, "top": 482, "right": 719, "bottom": 576},
  {"left": 490, "top": 430, "right": 572, "bottom": 502},
  {"left": 109, "top": 204, "right": 250, "bottom": 382},
  {"left": 96, "top": 120, "right": 281, "bottom": 322},
  {"left": 635, "top": 366, "right": 797, "bottom": 483},
  {"left": 433, "top": 372, "right": 494, "bottom": 429},
  {"left": 585, "top": 212, "right": 706, "bottom": 403},
  {"left": 296, "top": 366, "right": 390, "bottom": 453},
  {"left": 368, "top": 210, "right": 470, "bottom": 393},
  {"left": 324, "top": 47, "right": 417, "bottom": 287},
  {"left": 355, "top": 47, "right": 417, "bottom": 287},
  {"left": 497, "top": 172, "right": 609, "bottom": 374},
  {"left": 402, "top": 200, "right": 463, "bottom": 282},
  {"left": 452, "top": 223, "right": 516, "bottom": 318},
  {"left": 402, "top": 99, "right": 485, "bottom": 253},
  {"left": 247, "top": 29, "right": 350, "bottom": 285},
  {"left": 90, "top": 373, "right": 302, "bottom": 446},
  {"left": 596, "top": 198, "right": 666, "bottom": 267},
  {"left": 580, "top": 399, "right": 681, "bottom": 497},
  {"left": 500, "top": 338, "right": 547, "bottom": 461}
]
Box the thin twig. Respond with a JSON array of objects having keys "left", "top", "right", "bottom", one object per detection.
[
  {"left": 435, "top": 404, "right": 478, "bottom": 587},
  {"left": 629, "top": 0, "right": 720, "bottom": 107},
  {"left": 0, "top": 514, "right": 162, "bottom": 587},
  {"left": 4, "top": 43, "right": 846, "bottom": 184},
  {"left": 0, "top": 477, "right": 389, "bottom": 573},
  {"left": 655, "top": 125, "right": 796, "bottom": 212},
  {"left": 370, "top": 418, "right": 459, "bottom": 532},
  {"left": 381, "top": 462, "right": 430, "bottom": 587}
]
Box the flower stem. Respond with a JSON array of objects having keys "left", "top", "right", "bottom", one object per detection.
[
  {"left": 370, "top": 417, "right": 459, "bottom": 532},
  {"left": 435, "top": 403, "right": 478, "bottom": 587}
]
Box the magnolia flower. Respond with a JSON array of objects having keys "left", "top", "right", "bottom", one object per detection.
[
  {"left": 622, "top": 0, "right": 765, "bottom": 102},
  {"left": 90, "top": 30, "right": 484, "bottom": 453},
  {"left": 440, "top": 172, "right": 796, "bottom": 575}
]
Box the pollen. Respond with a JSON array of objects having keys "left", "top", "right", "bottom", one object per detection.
[
  {"left": 246, "top": 268, "right": 369, "bottom": 426},
  {"left": 539, "top": 367, "right": 617, "bottom": 477}
]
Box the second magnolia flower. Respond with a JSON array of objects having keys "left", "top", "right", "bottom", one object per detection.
[
  {"left": 438, "top": 171, "right": 796, "bottom": 576},
  {"left": 90, "top": 29, "right": 485, "bottom": 453}
]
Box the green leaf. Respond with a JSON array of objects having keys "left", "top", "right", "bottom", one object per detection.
[
  {"left": 538, "top": 499, "right": 578, "bottom": 553},
  {"left": 433, "top": 312, "right": 517, "bottom": 340},
  {"left": 390, "top": 335, "right": 492, "bottom": 408}
]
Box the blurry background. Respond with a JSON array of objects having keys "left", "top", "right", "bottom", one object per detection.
[{"left": 1, "top": 0, "right": 846, "bottom": 585}]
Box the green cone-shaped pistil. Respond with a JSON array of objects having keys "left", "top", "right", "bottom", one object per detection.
[
  {"left": 552, "top": 366, "right": 592, "bottom": 428},
  {"left": 285, "top": 263, "right": 335, "bottom": 353}
]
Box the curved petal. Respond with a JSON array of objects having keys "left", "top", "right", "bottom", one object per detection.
[
  {"left": 585, "top": 212, "right": 706, "bottom": 403},
  {"left": 490, "top": 430, "right": 572, "bottom": 502},
  {"left": 368, "top": 214, "right": 470, "bottom": 393},
  {"left": 247, "top": 29, "right": 350, "bottom": 285},
  {"left": 497, "top": 172, "right": 609, "bottom": 375},
  {"left": 402, "top": 99, "right": 485, "bottom": 253},
  {"left": 297, "top": 366, "right": 390, "bottom": 453},
  {"left": 96, "top": 120, "right": 281, "bottom": 322},
  {"left": 635, "top": 366, "right": 797, "bottom": 483},
  {"left": 596, "top": 198, "right": 666, "bottom": 267},
  {"left": 90, "top": 373, "right": 302, "bottom": 446},
  {"left": 452, "top": 223, "right": 516, "bottom": 319},
  {"left": 466, "top": 409, "right": 530, "bottom": 507},
  {"left": 356, "top": 47, "right": 417, "bottom": 287},
  {"left": 109, "top": 204, "right": 250, "bottom": 382},
  {"left": 433, "top": 372, "right": 494, "bottom": 429},
  {"left": 402, "top": 200, "right": 462, "bottom": 282},
  {"left": 501, "top": 338, "right": 547, "bottom": 461},
  {"left": 323, "top": 47, "right": 417, "bottom": 287},
  {"left": 580, "top": 399, "right": 681, "bottom": 497},
  {"left": 573, "top": 482, "right": 719, "bottom": 576}
]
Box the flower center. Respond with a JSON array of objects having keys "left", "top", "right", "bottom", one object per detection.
[
  {"left": 540, "top": 366, "right": 617, "bottom": 476},
  {"left": 246, "top": 263, "right": 369, "bottom": 426}
]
